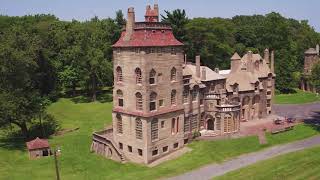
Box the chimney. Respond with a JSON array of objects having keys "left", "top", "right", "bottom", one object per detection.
[
  {"left": 124, "top": 7, "right": 135, "bottom": 41},
  {"left": 316, "top": 44, "right": 319, "bottom": 56},
  {"left": 154, "top": 4, "right": 159, "bottom": 21},
  {"left": 271, "top": 50, "right": 275, "bottom": 73},
  {"left": 201, "top": 67, "right": 206, "bottom": 81},
  {"left": 214, "top": 68, "right": 219, "bottom": 73},
  {"left": 196, "top": 55, "right": 201, "bottom": 78},
  {"left": 264, "top": 48, "right": 270, "bottom": 65},
  {"left": 247, "top": 51, "right": 253, "bottom": 72},
  {"left": 145, "top": 4, "right": 159, "bottom": 22},
  {"left": 230, "top": 52, "right": 241, "bottom": 72},
  {"left": 184, "top": 54, "right": 187, "bottom": 64}
]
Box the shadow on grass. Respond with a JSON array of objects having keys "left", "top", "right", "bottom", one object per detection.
[
  {"left": 0, "top": 117, "right": 60, "bottom": 151},
  {"left": 69, "top": 89, "right": 113, "bottom": 104},
  {"left": 303, "top": 111, "right": 320, "bottom": 132}
]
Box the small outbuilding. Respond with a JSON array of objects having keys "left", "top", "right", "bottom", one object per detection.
[{"left": 26, "top": 137, "right": 51, "bottom": 159}]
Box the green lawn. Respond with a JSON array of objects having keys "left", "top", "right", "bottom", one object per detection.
[
  {"left": 275, "top": 89, "right": 320, "bottom": 104},
  {"left": 215, "top": 145, "right": 320, "bottom": 180},
  {"left": 0, "top": 98, "right": 319, "bottom": 180}
]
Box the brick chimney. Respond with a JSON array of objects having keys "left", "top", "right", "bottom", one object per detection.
[
  {"left": 271, "top": 50, "right": 275, "bottom": 73},
  {"left": 196, "top": 55, "right": 201, "bottom": 78},
  {"left": 316, "top": 44, "right": 319, "bottom": 56},
  {"left": 124, "top": 7, "right": 135, "bottom": 41},
  {"left": 201, "top": 67, "right": 206, "bottom": 81},
  {"left": 264, "top": 48, "right": 270, "bottom": 65},
  {"left": 247, "top": 51, "right": 253, "bottom": 72}
]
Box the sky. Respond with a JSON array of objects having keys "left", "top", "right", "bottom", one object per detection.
[{"left": 1, "top": 0, "right": 319, "bottom": 32}]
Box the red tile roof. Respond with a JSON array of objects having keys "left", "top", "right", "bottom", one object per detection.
[
  {"left": 26, "top": 137, "right": 50, "bottom": 150},
  {"left": 113, "top": 28, "right": 183, "bottom": 47}
]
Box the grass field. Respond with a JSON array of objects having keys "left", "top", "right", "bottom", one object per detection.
[
  {"left": 0, "top": 97, "right": 319, "bottom": 180},
  {"left": 275, "top": 89, "right": 320, "bottom": 104},
  {"left": 215, "top": 145, "right": 320, "bottom": 180}
]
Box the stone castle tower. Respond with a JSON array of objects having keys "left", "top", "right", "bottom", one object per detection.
[
  {"left": 301, "top": 44, "right": 319, "bottom": 92},
  {"left": 110, "top": 4, "right": 186, "bottom": 164}
]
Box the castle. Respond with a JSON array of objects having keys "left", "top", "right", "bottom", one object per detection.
[
  {"left": 91, "top": 4, "right": 275, "bottom": 164},
  {"left": 301, "top": 44, "right": 319, "bottom": 92}
]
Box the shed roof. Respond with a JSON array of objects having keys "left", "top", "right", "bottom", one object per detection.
[{"left": 26, "top": 137, "right": 49, "bottom": 150}]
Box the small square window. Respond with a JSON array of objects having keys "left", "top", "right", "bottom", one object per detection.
[
  {"left": 184, "top": 139, "right": 188, "bottom": 144},
  {"left": 163, "top": 146, "right": 168, "bottom": 152},
  {"left": 159, "top": 99, "right": 164, "bottom": 107},
  {"left": 118, "top": 99, "right": 124, "bottom": 107},
  {"left": 138, "top": 149, "right": 143, "bottom": 156},
  {"left": 161, "top": 121, "right": 165, "bottom": 128},
  {"left": 128, "top": 146, "right": 132, "bottom": 153},
  {"left": 152, "top": 149, "right": 158, "bottom": 156},
  {"left": 173, "top": 143, "right": 179, "bottom": 149},
  {"left": 119, "top": 143, "right": 123, "bottom": 150}
]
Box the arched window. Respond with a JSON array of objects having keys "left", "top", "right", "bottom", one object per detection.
[
  {"left": 116, "top": 66, "right": 123, "bottom": 82},
  {"left": 135, "top": 118, "right": 142, "bottom": 139},
  {"left": 183, "top": 89, "right": 189, "bottom": 103},
  {"left": 136, "top": 92, "right": 143, "bottom": 111},
  {"left": 151, "top": 118, "right": 158, "bottom": 141},
  {"left": 135, "top": 68, "right": 142, "bottom": 84},
  {"left": 171, "top": 67, "right": 177, "bottom": 81},
  {"left": 149, "top": 69, "right": 156, "bottom": 85},
  {"left": 171, "top": 90, "right": 177, "bottom": 105},
  {"left": 116, "top": 114, "right": 123, "bottom": 134},
  {"left": 117, "top": 89, "right": 124, "bottom": 107},
  {"left": 149, "top": 92, "right": 157, "bottom": 111},
  {"left": 171, "top": 118, "right": 176, "bottom": 134}
]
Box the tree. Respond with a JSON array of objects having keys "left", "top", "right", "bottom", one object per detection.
[
  {"left": 161, "top": 9, "right": 189, "bottom": 42},
  {"left": 311, "top": 62, "right": 320, "bottom": 92}
]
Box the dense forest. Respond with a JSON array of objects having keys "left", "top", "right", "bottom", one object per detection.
[{"left": 0, "top": 9, "right": 320, "bottom": 137}]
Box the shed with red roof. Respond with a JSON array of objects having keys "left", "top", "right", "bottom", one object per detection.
[{"left": 26, "top": 137, "right": 51, "bottom": 159}]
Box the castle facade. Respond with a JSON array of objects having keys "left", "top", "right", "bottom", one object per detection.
[{"left": 91, "top": 4, "right": 275, "bottom": 164}]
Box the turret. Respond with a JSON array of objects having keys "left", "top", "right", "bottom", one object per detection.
[
  {"left": 230, "top": 52, "right": 241, "bottom": 72},
  {"left": 145, "top": 4, "right": 159, "bottom": 22},
  {"left": 271, "top": 50, "right": 275, "bottom": 74}
]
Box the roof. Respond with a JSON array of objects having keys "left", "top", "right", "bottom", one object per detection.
[
  {"left": 113, "top": 25, "right": 183, "bottom": 47},
  {"left": 231, "top": 52, "right": 241, "bottom": 60},
  {"left": 219, "top": 69, "right": 231, "bottom": 75},
  {"left": 305, "top": 48, "right": 318, "bottom": 55},
  {"left": 183, "top": 64, "right": 226, "bottom": 81},
  {"left": 26, "top": 137, "right": 50, "bottom": 150},
  {"left": 226, "top": 70, "right": 260, "bottom": 92}
]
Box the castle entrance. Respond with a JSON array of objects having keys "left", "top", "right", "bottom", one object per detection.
[{"left": 207, "top": 119, "right": 215, "bottom": 130}]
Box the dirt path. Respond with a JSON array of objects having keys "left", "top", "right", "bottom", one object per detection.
[{"left": 166, "top": 135, "right": 320, "bottom": 180}]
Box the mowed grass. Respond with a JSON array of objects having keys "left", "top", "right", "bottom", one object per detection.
[
  {"left": 0, "top": 98, "right": 319, "bottom": 180},
  {"left": 215, "top": 145, "right": 320, "bottom": 180},
  {"left": 275, "top": 89, "right": 320, "bottom": 104}
]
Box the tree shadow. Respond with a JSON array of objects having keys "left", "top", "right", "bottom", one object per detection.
[
  {"left": 303, "top": 111, "right": 320, "bottom": 132},
  {"left": 0, "top": 115, "right": 60, "bottom": 151},
  {"left": 70, "top": 89, "right": 113, "bottom": 103}
]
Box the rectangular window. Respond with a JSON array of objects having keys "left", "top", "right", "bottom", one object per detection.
[
  {"left": 117, "top": 118, "right": 123, "bottom": 134},
  {"left": 192, "top": 89, "right": 197, "bottom": 101},
  {"left": 184, "top": 117, "right": 190, "bottom": 133},
  {"left": 128, "top": 146, "right": 132, "bottom": 153},
  {"left": 161, "top": 121, "right": 165, "bottom": 128},
  {"left": 171, "top": 118, "right": 176, "bottom": 134},
  {"left": 150, "top": 102, "right": 156, "bottom": 111},
  {"left": 159, "top": 99, "right": 164, "bottom": 107},
  {"left": 119, "top": 142, "right": 123, "bottom": 150},
  {"left": 151, "top": 119, "right": 159, "bottom": 141},
  {"left": 163, "top": 146, "right": 168, "bottom": 152},
  {"left": 267, "top": 91, "right": 271, "bottom": 95},
  {"left": 173, "top": 142, "right": 179, "bottom": 149},
  {"left": 118, "top": 99, "right": 124, "bottom": 107},
  {"left": 138, "top": 149, "right": 143, "bottom": 156},
  {"left": 171, "top": 47, "right": 176, "bottom": 55},
  {"left": 183, "top": 90, "right": 189, "bottom": 104},
  {"left": 191, "top": 115, "right": 198, "bottom": 131},
  {"left": 184, "top": 139, "right": 188, "bottom": 144},
  {"left": 152, "top": 149, "right": 158, "bottom": 156},
  {"left": 267, "top": 99, "right": 271, "bottom": 107}
]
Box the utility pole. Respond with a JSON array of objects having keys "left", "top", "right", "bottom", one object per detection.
[{"left": 54, "top": 149, "right": 60, "bottom": 180}]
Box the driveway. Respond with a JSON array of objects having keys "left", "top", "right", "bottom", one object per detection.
[
  {"left": 274, "top": 102, "right": 320, "bottom": 119},
  {"left": 166, "top": 135, "right": 320, "bottom": 180}
]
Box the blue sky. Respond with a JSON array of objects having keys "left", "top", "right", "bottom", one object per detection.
[{"left": 1, "top": 0, "right": 319, "bottom": 31}]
